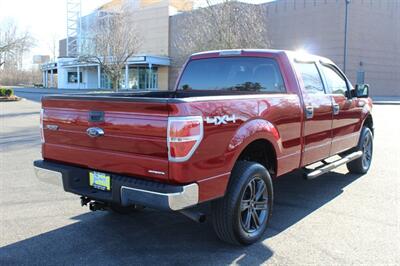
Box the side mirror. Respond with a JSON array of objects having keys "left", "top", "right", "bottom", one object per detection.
[{"left": 355, "top": 84, "right": 369, "bottom": 98}]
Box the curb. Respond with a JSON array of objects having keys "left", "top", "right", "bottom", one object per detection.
[
  {"left": 373, "top": 101, "right": 400, "bottom": 105},
  {"left": 13, "top": 89, "right": 106, "bottom": 94},
  {"left": 0, "top": 97, "right": 22, "bottom": 102},
  {"left": 13, "top": 90, "right": 58, "bottom": 95}
]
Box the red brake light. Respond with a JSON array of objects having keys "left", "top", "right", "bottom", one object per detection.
[{"left": 168, "top": 116, "right": 203, "bottom": 162}]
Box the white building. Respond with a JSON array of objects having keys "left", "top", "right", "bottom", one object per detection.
[
  {"left": 41, "top": 0, "right": 192, "bottom": 90},
  {"left": 41, "top": 55, "right": 170, "bottom": 90}
]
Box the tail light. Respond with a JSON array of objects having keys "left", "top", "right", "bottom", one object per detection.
[
  {"left": 40, "top": 108, "right": 45, "bottom": 143},
  {"left": 167, "top": 116, "right": 203, "bottom": 162}
]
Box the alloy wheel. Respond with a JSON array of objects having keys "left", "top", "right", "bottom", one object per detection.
[
  {"left": 240, "top": 176, "right": 269, "bottom": 234},
  {"left": 362, "top": 133, "right": 372, "bottom": 169}
]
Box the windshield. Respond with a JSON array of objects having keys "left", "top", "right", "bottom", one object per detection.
[{"left": 177, "top": 57, "right": 286, "bottom": 93}]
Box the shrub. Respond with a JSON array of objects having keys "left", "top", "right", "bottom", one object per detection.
[
  {"left": 0, "top": 88, "right": 14, "bottom": 97},
  {"left": 5, "top": 88, "right": 13, "bottom": 97}
]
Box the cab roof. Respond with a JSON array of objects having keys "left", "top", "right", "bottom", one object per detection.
[{"left": 190, "top": 49, "right": 334, "bottom": 65}]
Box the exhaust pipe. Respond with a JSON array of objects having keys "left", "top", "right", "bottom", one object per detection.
[{"left": 180, "top": 209, "right": 206, "bottom": 223}]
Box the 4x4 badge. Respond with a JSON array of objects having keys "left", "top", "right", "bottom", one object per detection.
[{"left": 206, "top": 115, "right": 236, "bottom": 125}]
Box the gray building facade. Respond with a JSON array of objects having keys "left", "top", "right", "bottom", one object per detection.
[
  {"left": 264, "top": 0, "right": 399, "bottom": 97},
  {"left": 170, "top": 0, "right": 400, "bottom": 97}
]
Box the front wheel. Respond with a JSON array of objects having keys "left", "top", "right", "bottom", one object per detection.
[
  {"left": 211, "top": 161, "right": 273, "bottom": 245},
  {"left": 347, "top": 127, "right": 373, "bottom": 174}
]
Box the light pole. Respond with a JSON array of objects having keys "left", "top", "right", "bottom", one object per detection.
[{"left": 343, "top": 0, "right": 350, "bottom": 74}]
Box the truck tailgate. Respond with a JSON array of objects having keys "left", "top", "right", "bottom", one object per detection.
[{"left": 41, "top": 96, "right": 169, "bottom": 181}]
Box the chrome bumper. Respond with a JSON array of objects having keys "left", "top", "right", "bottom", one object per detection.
[
  {"left": 120, "top": 184, "right": 199, "bottom": 211},
  {"left": 34, "top": 166, "right": 64, "bottom": 187},
  {"left": 33, "top": 160, "right": 199, "bottom": 211}
]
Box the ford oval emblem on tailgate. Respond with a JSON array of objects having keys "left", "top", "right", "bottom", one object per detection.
[{"left": 86, "top": 127, "right": 104, "bottom": 138}]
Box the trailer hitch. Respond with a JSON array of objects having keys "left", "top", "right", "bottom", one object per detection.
[
  {"left": 80, "top": 196, "right": 108, "bottom": 211},
  {"left": 89, "top": 201, "right": 107, "bottom": 211},
  {"left": 80, "top": 196, "right": 91, "bottom": 206}
]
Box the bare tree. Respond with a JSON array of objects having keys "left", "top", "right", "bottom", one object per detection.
[
  {"left": 172, "top": 0, "right": 269, "bottom": 65},
  {"left": 0, "top": 66, "right": 42, "bottom": 86},
  {"left": 48, "top": 33, "right": 59, "bottom": 62},
  {"left": 0, "top": 19, "right": 34, "bottom": 69},
  {"left": 79, "top": 7, "right": 142, "bottom": 91}
]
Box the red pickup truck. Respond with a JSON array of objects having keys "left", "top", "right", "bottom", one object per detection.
[{"left": 34, "top": 49, "right": 373, "bottom": 245}]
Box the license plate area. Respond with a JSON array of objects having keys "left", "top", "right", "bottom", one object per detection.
[{"left": 89, "top": 171, "right": 111, "bottom": 191}]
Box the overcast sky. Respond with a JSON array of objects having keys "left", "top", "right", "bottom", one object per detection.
[{"left": 0, "top": 0, "right": 272, "bottom": 68}]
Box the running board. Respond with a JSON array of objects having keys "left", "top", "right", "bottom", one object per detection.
[{"left": 306, "top": 151, "right": 363, "bottom": 180}]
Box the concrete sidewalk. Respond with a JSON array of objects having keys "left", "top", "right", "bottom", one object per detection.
[{"left": 12, "top": 87, "right": 111, "bottom": 94}]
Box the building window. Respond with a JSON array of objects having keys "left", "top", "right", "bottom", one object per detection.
[
  {"left": 138, "top": 67, "right": 158, "bottom": 90},
  {"left": 68, "top": 72, "right": 82, "bottom": 83},
  {"left": 99, "top": 67, "right": 159, "bottom": 90},
  {"left": 123, "top": 67, "right": 158, "bottom": 90}
]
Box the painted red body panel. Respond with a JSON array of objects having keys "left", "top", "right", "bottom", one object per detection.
[
  {"left": 167, "top": 93, "right": 303, "bottom": 200},
  {"left": 42, "top": 99, "right": 170, "bottom": 181},
  {"left": 41, "top": 50, "right": 373, "bottom": 203}
]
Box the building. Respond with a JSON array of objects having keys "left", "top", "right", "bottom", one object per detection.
[
  {"left": 33, "top": 55, "right": 51, "bottom": 65},
  {"left": 42, "top": 0, "right": 193, "bottom": 90},
  {"left": 41, "top": 0, "right": 399, "bottom": 97},
  {"left": 263, "top": 0, "right": 400, "bottom": 97}
]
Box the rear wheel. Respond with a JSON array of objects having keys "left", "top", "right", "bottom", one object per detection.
[
  {"left": 211, "top": 161, "right": 273, "bottom": 245},
  {"left": 347, "top": 127, "right": 373, "bottom": 174}
]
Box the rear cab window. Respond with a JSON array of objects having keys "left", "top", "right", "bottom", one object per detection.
[{"left": 177, "top": 57, "right": 286, "bottom": 93}]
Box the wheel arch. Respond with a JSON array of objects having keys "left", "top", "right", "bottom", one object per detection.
[
  {"left": 226, "top": 119, "right": 282, "bottom": 178},
  {"left": 362, "top": 113, "right": 374, "bottom": 135},
  {"left": 236, "top": 139, "right": 278, "bottom": 178}
]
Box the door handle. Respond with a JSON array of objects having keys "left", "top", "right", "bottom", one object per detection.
[
  {"left": 333, "top": 103, "right": 340, "bottom": 115},
  {"left": 305, "top": 106, "right": 314, "bottom": 119}
]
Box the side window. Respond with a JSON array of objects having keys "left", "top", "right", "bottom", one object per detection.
[
  {"left": 321, "top": 65, "right": 348, "bottom": 96},
  {"left": 295, "top": 62, "right": 325, "bottom": 94}
]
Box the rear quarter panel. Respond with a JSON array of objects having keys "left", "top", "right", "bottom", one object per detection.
[
  {"left": 169, "top": 52, "right": 304, "bottom": 201},
  {"left": 169, "top": 94, "right": 302, "bottom": 201}
]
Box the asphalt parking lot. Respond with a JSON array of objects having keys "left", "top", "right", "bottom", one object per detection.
[{"left": 1, "top": 93, "right": 399, "bottom": 265}]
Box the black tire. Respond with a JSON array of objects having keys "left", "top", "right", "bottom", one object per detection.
[
  {"left": 211, "top": 161, "right": 273, "bottom": 245},
  {"left": 346, "top": 127, "right": 373, "bottom": 174},
  {"left": 109, "top": 203, "right": 144, "bottom": 214}
]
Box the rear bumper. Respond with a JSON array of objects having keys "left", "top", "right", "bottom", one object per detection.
[{"left": 33, "top": 160, "right": 199, "bottom": 211}]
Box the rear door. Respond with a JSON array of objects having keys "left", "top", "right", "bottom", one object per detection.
[
  {"left": 319, "top": 63, "right": 361, "bottom": 155},
  {"left": 294, "top": 61, "right": 333, "bottom": 165}
]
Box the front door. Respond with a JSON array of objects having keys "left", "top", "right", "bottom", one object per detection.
[{"left": 294, "top": 61, "right": 333, "bottom": 166}]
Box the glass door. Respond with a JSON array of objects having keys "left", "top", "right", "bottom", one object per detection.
[{"left": 138, "top": 67, "right": 158, "bottom": 90}]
